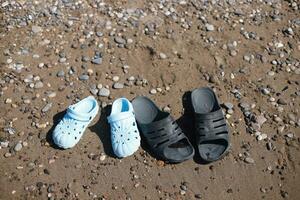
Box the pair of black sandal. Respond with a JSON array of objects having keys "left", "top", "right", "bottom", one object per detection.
[{"left": 132, "top": 87, "right": 230, "bottom": 163}]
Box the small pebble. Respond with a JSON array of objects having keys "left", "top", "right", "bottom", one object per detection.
[
  {"left": 227, "top": 109, "right": 234, "bottom": 114},
  {"left": 159, "top": 53, "right": 167, "bottom": 59},
  {"left": 5, "top": 98, "right": 12, "bottom": 104},
  {"left": 150, "top": 89, "right": 157, "bottom": 94},
  {"left": 287, "top": 113, "right": 297, "bottom": 122},
  {"left": 42, "top": 103, "right": 52, "bottom": 113},
  {"left": 205, "top": 23, "right": 215, "bottom": 31},
  {"left": 224, "top": 102, "right": 234, "bottom": 110},
  {"left": 79, "top": 74, "right": 89, "bottom": 81},
  {"left": 14, "top": 142, "right": 23, "bottom": 152},
  {"left": 47, "top": 92, "right": 57, "bottom": 98},
  {"left": 98, "top": 88, "right": 110, "bottom": 97},
  {"left": 34, "top": 81, "right": 44, "bottom": 89},
  {"left": 261, "top": 88, "right": 270, "bottom": 95},
  {"left": 112, "top": 76, "right": 120, "bottom": 82},
  {"left": 113, "top": 82, "right": 124, "bottom": 89},
  {"left": 287, "top": 133, "right": 294, "bottom": 138},
  {"left": 100, "top": 154, "right": 106, "bottom": 161},
  {"left": 7, "top": 58, "right": 12, "bottom": 64},
  {"left": 257, "top": 133, "right": 267, "bottom": 141},
  {"left": 244, "top": 157, "right": 255, "bottom": 164},
  {"left": 0, "top": 141, "right": 9, "bottom": 148},
  {"left": 32, "top": 25, "right": 42, "bottom": 33},
  {"left": 56, "top": 70, "right": 65, "bottom": 77},
  {"left": 114, "top": 36, "right": 126, "bottom": 44},
  {"left": 277, "top": 98, "right": 287, "bottom": 105},
  {"left": 91, "top": 57, "right": 102, "bottom": 65},
  {"left": 4, "top": 152, "right": 12, "bottom": 158},
  {"left": 163, "top": 106, "right": 171, "bottom": 113}
]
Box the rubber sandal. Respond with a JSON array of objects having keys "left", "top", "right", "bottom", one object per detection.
[
  {"left": 191, "top": 87, "right": 230, "bottom": 162},
  {"left": 132, "top": 96, "right": 194, "bottom": 163},
  {"left": 108, "top": 98, "right": 140, "bottom": 158},
  {"left": 52, "top": 96, "right": 99, "bottom": 149}
]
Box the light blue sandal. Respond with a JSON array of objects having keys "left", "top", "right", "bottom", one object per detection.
[
  {"left": 108, "top": 98, "right": 140, "bottom": 158},
  {"left": 52, "top": 96, "right": 99, "bottom": 149}
]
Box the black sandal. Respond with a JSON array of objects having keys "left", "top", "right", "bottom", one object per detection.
[
  {"left": 191, "top": 87, "right": 230, "bottom": 162},
  {"left": 132, "top": 96, "right": 194, "bottom": 163}
]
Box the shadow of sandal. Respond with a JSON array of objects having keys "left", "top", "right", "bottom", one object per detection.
[
  {"left": 46, "top": 110, "right": 66, "bottom": 150},
  {"left": 89, "top": 105, "right": 117, "bottom": 158},
  {"left": 177, "top": 91, "right": 210, "bottom": 165}
]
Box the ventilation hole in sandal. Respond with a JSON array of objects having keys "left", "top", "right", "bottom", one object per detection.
[
  {"left": 214, "top": 124, "right": 226, "bottom": 129},
  {"left": 213, "top": 118, "right": 224, "bottom": 123},
  {"left": 154, "top": 139, "right": 169, "bottom": 148},
  {"left": 133, "top": 122, "right": 136, "bottom": 126},
  {"left": 127, "top": 138, "right": 130, "bottom": 141},
  {"left": 174, "top": 126, "right": 179, "bottom": 130},
  {"left": 75, "top": 137, "right": 77, "bottom": 140},
  {"left": 135, "top": 137, "right": 138, "bottom": 139},
  {"left": 75, "top": 122, "right": 77, "bottom": 125},
  {"left": 134, "top": 130, "right": 137, "bottom": 133},
  {"left": 157, "top": 128, "right": 164, "bottom": 132},
  {"left": 89, "top": 116, "right": 92, "bottom": 120},
  {"left": 74, "top": 128, "right": 76, "bottom": 131},
  {"left": 215, "top": 131, "right": 227, "bottom": 135},
  {"left": 67, "top": 126, "right": 69, "bottom": 128},
  {"left": 151, "top": 133, "right": 167, "bottom": 140},
  {"left": 118, "top": 126, "right": 120, "bottom": 129},
  {"left": 68, "top": 132, "right": 70, "bottom": 135},
  {"left": 121, "top": 135, "right": 123, "bottom": 137},
  {"left": 197, "top": 124, "right": 205, "bottom": 128},
  {"left": 122, "top": 142, "right": 124, "bottom": 144},
  {"left": 178, "top": 132, "right": 182, "bottom": 136},
  {"left": 82, "top": 125, "right": 84, "bottom": 128},
  {"left": 79, "top": 131, "right": 82, "bottom": 134}
]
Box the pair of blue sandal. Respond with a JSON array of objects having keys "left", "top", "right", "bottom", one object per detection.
[
  {"left": 53, "top": 88, "right": 230, "bottom": 163},
  {"left": 53, "top": 96, "right": 140, "bottom": 158},
  {"left": 53, "top": 95, "right": 190, "bottom": 161}
]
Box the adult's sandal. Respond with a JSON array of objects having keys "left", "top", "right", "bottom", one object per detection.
[
  {"left": 132, "top": 96, "right": 194, "bottom": 163},
  {"left": 108, "top": 98, "right": 140, "bottom": 158},
  {"left": 52, "top": 96, "right": 99, "bottom": 149},
  {"left": 191, "top": 87, "right": 230, "bottom": 162}
]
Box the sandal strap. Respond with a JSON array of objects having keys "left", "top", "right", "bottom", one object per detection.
[
  {"left": 139, "top": 115, "right": 187, "bottom": 150},
  {"left": 194, "top": 108, "right": 229, "bottom": 142},
  {"left": 107, "top": 111, "right": 134, "bottom": 123},
  {"left": 66, "top": 106, "right": 96, "bottom": 122},
  {"left": 197, "top": 132, "right": 229, "bottom": 145}
]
